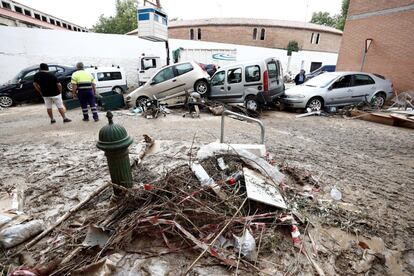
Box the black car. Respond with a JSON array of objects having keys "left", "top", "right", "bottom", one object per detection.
[{"left": 0, "top": 64, "right": 77, "bottom": 107}]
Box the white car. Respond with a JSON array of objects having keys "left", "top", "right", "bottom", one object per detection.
[
  {"left": 282, "top": 72, "right": 393, "bottom": 110},
  {"left": 85, "top": 66, "right": 127, "bottom": 94},
  {"left": 127, "top": 61, "right": 210, "bottom": 107}
]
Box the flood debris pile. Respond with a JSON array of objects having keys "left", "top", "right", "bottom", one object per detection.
[{"left": 0, "top": 142, "right": 396, "bottom": 275}]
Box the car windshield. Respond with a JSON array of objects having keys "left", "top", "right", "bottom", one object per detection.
[
  {"left": 304, "top": 73, "right": 339, "bottom": 87},
  {"left": 11, "top": 70, "right": 25, "bottom": 84}
]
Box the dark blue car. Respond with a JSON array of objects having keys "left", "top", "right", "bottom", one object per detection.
[{"left": 0, "top": 64, "right": 76, "bottom": 107}]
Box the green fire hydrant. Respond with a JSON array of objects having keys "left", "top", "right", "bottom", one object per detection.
[{"left": 97, "top": 111, "right": 133, "bottom": 193}]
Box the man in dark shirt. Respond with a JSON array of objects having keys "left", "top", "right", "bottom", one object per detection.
[
  {"left": 294, "top": 69, "right": 306, "bottom": 85},
  {"left": 33, "top": 63, "right": 71, "bottom": 124}
]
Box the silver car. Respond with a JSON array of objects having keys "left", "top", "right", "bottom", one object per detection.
[
  {"left": 282, "top": 72, "right": 393, "bottom": 110},
  {"left": 126, "top": 61, "right": 210, "bottom": 107}
]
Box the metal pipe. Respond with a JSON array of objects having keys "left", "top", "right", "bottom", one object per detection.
[{"left": 220, "top": 110, "right": 265, "bottom": 144}]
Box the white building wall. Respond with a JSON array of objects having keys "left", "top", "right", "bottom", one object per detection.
[{"left": 0, "top": 26, "right": 338, "bottom": 86}]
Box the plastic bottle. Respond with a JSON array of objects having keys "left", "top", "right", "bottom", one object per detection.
[
  {"left": 330, "top": 186, "right": 342, "bottom": 201},
  {"left": 226, "top": 171, "right": 243, "bottom": 185}
]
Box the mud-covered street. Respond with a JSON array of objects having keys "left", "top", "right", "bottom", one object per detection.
[{"left": 1, "top": 104, "right": 413, "bottom": 275}]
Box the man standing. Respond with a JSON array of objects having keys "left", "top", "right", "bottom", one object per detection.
[
  {"left": 71, "top": 62, "right": 99, "bottom": 121},
  {"left": 33, "top": 63, "right": 71, "bottom": 124},
  {"left": 294, "top": 69, "right": 306, "bottom": 85}
]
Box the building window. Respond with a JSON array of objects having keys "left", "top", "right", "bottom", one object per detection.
[
  {"left": 260, "top": 28, "right": 265, "bottom": 40},
  {"left": 197, "top": 28, "right": 201, "bottom": 40},
  {"left": 253, "top": 28, "right": 257, "bottom": 40},
  {"left": 56, "top": 21, "right": 61, "bottom": 27},
  {"left": 2, "top": 1, "right": 11, "bottom": 9},
  {"left": 24, "top": 9, "right": 31, "bottom": 16},
  {"left": 311, "top": 32, "right": 320, "bottom": 44},
  {"left": 14, "top": 6, "right": 23, "bottom": 13},
  {"left": 34, "top": 13, "right": 40, "bottom": 20},
  {"left": 62, "top": 22, "right": 67, "bottom": 28},
  {"left": 190, "top": 28, "right": 194, "bottom": 40},
  {"left": 41, "top": 16, "right": 47, "bottom": 22},
  {"left": 49, "top": 18, "right": 55, "bottom": 25},
  {"left": 68, "top": 25, "right": 72, "bottom": 30}
]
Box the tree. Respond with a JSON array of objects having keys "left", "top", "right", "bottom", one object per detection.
[
  {"left": 310, "top": 12, "right": 337, "bottom": 28},
  {"left": 309, "top": 0, "right": 350, "bottom": 31},
  {"left": 287, "top": 40, "right": 299, "bottom": 56},
  {"left": 336, "top": 0, "right": 350, "bottom": 31},
  {"left": 93, "top": 0, "right": 138, "bottom": 34}
]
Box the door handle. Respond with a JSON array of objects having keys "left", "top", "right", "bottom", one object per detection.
[
  {"left": 172, "top": 79, "right": 177, "bottom": 82},
  {"left": 227, "top": 87, "right": 231, "bottom": 91},
  {"left": 220, "top": 87, "right": 225, "bottom": 91}
]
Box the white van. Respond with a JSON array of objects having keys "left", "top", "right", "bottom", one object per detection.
[
  {"left": 86, "top": 66, "right": 128, "bottom": 94},
  {"left": 208, "top": 57, "right": 284, "bottom": 111}
]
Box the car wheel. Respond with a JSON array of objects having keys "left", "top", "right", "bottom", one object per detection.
[
  {"left": 306, "top": 97, "right": 323, "bottom": 111},
  {"left": 245, "top": 96, "right": 258, "bottom": 111},
  {"left": 371, "top": 93, "right": 386, "bottom": 108},
  {"left": 113, "top": 86, "right": 123, "bottom": 94},
  {"left": 136, "top": 96, "right": 149, "bottom": 107},
  {"left": 0, "top": 95, "right": 13, "bottom": 107},
  {"left": 194, "top": 80, "right": 209, "bottom": 95},
  {"left": 66, "top": 82, "right": 73, "bottom": 91}
]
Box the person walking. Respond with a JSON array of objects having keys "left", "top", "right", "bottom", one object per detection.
[
  {"left": 71, "top": 62, "right": 99, "bottom": 121},
  {"left": 294, "top": 69, "right": 306, "bottom": 85},
  {"left": 33, "top": 63, "right": 71, "bottom": 124}
]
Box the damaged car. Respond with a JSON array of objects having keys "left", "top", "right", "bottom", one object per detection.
[
  {"left": 282, "top": 72, "right": 393, "bottom": 111},
  {"left": 0, "top": 64, "right": 76, "bottom": 107},
  {"left": 126, "top": 61, "right": 210, "bottom": 107}
]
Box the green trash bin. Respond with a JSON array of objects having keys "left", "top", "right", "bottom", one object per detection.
[{"left": 98, "top": 91, "right": 125, "bottom": 111}]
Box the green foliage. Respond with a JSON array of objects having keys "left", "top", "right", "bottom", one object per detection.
[
  {"left": 93, "top": 0, "right": 138, "bottom": 34},
  {"left": 310, "top": 11, "right": 338, "bottom": 28},
  {"left": 309, "top": 0, "right": 349, "bottom": 31},
  {"left": 287, "top": 40, "right": 299, "bottom": 56}
]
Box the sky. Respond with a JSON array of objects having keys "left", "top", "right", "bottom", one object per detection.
[{"left": 15, "top": 0, "right": 342, "bottom": 28}]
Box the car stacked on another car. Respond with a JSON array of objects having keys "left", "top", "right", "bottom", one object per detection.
[
  {"left": 282, "top": 72, "right": 393, "bottom": 111},
  {"left": 0, "top": 64, "right": 77, "bottom": 107},
  {"left": 126, "top": 61, "right": 210, "bottom": 107}
]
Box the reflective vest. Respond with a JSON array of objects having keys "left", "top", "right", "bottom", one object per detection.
[{"left": 71, "top": 70, "right": 95, "bottom": 90}]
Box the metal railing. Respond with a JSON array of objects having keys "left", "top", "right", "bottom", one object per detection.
[{"left": 220, "top": 110, "right": 265, "bottom": 144}]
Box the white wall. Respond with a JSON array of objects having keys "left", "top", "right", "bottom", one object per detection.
[{"left": 0, "top": 26, "right": 338, "bottom": 85}]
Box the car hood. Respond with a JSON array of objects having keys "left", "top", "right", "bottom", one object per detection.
[
  {"left": 0, "top": 83, "right": 18, "bottom": 93},
  {"left": 284, "top": 85, "right": 320, "bottom": 96}
]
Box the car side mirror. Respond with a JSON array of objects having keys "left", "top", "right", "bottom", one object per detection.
[{"left": 328, "top": 86, "right": 333, "bottom": 91}]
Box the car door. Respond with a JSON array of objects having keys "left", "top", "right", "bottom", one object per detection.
[
  {"left": 225, "top": 67, "right": 244, "bottom": 100},
  {"left": 209, "top": 70, "right": 226, "bottom": 99},
  {"left": 148, "top": 66, "right": 177, "bottom": 99},
  {"left": 266, "top": 59, "right": 283, "bottom": 96},
  {"left": 325, "top": 74, "right": 353, "bottom": 105},
  {"left": 173, "top": 62, "right": 194, "bottom": 93},
  {"left": 13, "top": 69, "right": 39, "bottom": 101},
  {"left": 351, "top": 74, "right": 376, "bottom": 103}
]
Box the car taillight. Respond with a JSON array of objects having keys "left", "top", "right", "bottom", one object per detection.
[{"left": 264, "top": 70, "right": 269, "bottom": 92}]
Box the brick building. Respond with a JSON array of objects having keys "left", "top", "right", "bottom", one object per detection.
[
  {"left": 128, "top": 18, "right": 342, "bottom": 53},
  {"left": 0, "top": 0, "right": 88, "bottom": 32},
  {"left": 336, "top": 0, "right": 414, "bottom": 92}
]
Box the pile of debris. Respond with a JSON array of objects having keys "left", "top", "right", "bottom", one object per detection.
[{"left": 0, "top": 138, "right": 394, "bottom": 275}]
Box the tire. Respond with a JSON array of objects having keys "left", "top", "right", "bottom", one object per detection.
[
  {"left": 371, "top": 92, "right": 386, "bottom": 108},
  {"left": 66, "top": 82, "right": 73, "bottom": 91},
  {"left": 136, "top": 96, "right": 149, "bottom": 107},
  {"left": 0, "top": 95, "right": 13, "bottom": 108},
  {"left": 245, "top": 96, "right": 258, "bottom": 111},
  {"left": 113, "top": 86, "right": 123, "bottom": 94},
  {"left": 194, "top": 80, "right": 209, "bottom": 95},
  {"left": 306, "top": 97, "right": 323, "bottom": 111}
]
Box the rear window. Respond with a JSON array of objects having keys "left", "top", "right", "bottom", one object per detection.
[
  {"left": 97, "top": 72, "right": 122, "bottom": 81},
  {"left": 245, "top": 65, "right": 261, "bottom": 82},
  {"left": 175, "top": 63, "right": 193, "bottom": 76},
  {"left": 267, "top": 61, "right": 278, "bottom": 78},
  {"left": 354, "top": 74, "right": 375, "bottom": 86}
]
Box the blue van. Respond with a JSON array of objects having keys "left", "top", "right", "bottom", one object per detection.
[{"left": 306, "top": 65, "right": 336, "bottom": 79}]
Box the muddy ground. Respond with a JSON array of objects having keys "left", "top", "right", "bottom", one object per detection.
[{"left": 0, "top": 104, "right": 413, "bottom": 275}]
